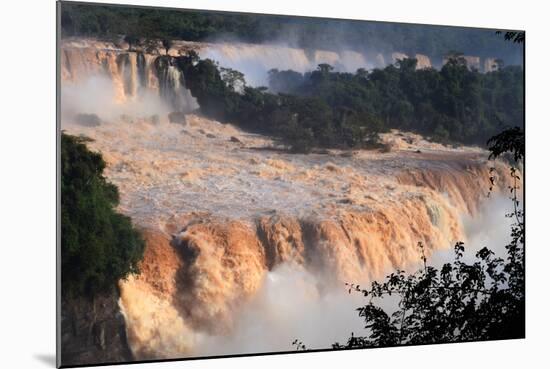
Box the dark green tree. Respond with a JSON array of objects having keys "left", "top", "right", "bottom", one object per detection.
[
  {"left": 61, "top": 133, "right": 145, "bottom": 298},
  {"left": 161, "top": 39, "right": 173, "bottom": 55},
  {"left": 123, "top": 34, "right": 140, "bottom": 51},
  {"left": 220, "top": 67, "right": 246, "bottom": 93}
]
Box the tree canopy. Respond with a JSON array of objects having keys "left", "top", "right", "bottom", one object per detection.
[
  {"left": 269, "top": 58, "right": 523, "bottom": 146},
  {"left": 61, "top": 133, "right": 145, "bottom": 298},
  {"left": 174, "top": 53, "right": 522, "bottom": 152}
]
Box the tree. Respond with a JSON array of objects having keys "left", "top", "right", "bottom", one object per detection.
[
  {"left": 177, "top": 51, "right": 522, "bottom": 152},
  {"left": 487, "top": 126, "right": 524, "bottom": 162},
  {"left": 143, "top": 38, "right": 161, "bottom": 55},
  {"left": 220, "top": 67, "right": 246, "bottom": 93},
  {"left": 333, "top": 235, "right": 524, "bottom": 349},
  {"left": 61, "top": 133, "right": 145, "bottom": 298},
  {"left": 123, "top": 34, "right": 140, "bottom": 51},
  {"left": 162, "top": 38, "right": 173, "bottom": 55},
  {"left": 355, "top": 68, "right": 369, "bottom": 79},
  {"left": 496, "top": 31, "right": 525, "bottom": 44},
  {"left": 268, "top": 69, "right": 304, "bottom": 93},
  {"left": 444, "top": 51, "right": 467, "bottom": 67},
  {"left": 494, "top": 58, "right": 505, "bottom": 71},
  {"left": 317, "top": 63, "right": 335, "bottom": 74},
  {"left": 325, "top": 128, "right": 524, "bottom": 349}
]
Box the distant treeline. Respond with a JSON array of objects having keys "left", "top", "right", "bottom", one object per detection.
[
  {"left": 268, "top": 59, "right": 524, "bottom": 146},
  {"left": 174, "top": 52, "right": 523, "bottom": 152},
  {"left": 171, "top": 52, "right": 523, "bottom": 152},
  {"left": 60, "top": 2, "right": 523, "bottom": 63}
]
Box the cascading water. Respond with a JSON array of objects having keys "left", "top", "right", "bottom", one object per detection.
[
  {"left": 199, "top": 43, "right": 381, "bottom": 86},
  {"left": 61, "top": 40, "right": 198, "bottom": 113},
  {"left": 116, "top": 52, "right": 139, "bottom": 99},
  {"left": 60, "top": 37, "right": 517, "bottom": 361},
  {"left": 155, "top": 56, "right": 198, "bottom": 113}
]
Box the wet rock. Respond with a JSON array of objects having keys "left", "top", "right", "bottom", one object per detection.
[
  {"left": 75, "top": 113, "right": 101, "bottom": 127},
  {"left": 325, "top": 163, "right": 340, "bottom": 172},
  {"left": 120, "top": 114, "right": 134, "bottom": 124},
  {"left": 338, "top": 198, "right": 353, "bottom": 204},
  {"left": 340, "top": 151, "right": 355, "bottom": 158},
  {"left": 168, "top": 111, "right": 187, "bottom": 125},
  {"left": 380, "top": 142, "right": 394, "bottom": 153},
  {"left": 60, "top": 290, "right": 133, "bottom": 366},
  {"left": 317, "top": 149, "right": 331, "bottom": 155}
]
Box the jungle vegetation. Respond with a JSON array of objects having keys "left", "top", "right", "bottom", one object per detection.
[{"left": 61, "top": 133, "right": 145, "bottom": 298}]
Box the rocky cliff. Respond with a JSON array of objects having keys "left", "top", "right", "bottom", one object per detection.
[{"left": 60, "top": 290, "right": 133, "bottom": 366}]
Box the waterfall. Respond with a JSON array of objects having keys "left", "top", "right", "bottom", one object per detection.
[
  {"left": 199, "top": 43, "right": 380, "bottom": 86},
  {"left": 59, "top": 101, "right": 517, "bottom": 359},
  {"left": 60, "top": 37, "right": 516, "bottom": 362},
  {"left": 116, "top": 52, "right": 139, "bottom": 99},
  {"left": 61, "top": 41, "right": 198, "bottom": 113},
  {"left": 136, "top": 52, "right": 148, "bottom": 89},
  {"left": 155, "top": 56, "right": 198, "bottom": 113}
]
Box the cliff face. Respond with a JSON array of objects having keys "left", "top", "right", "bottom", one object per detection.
[
  {"left": 117, "top": 161, "right": 510, "bottom": 360},
  {"left": 60, "top": 289, "right": 133, "bottom": 366}
]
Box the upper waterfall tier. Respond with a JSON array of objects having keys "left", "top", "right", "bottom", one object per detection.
[{"left": 60, "top": 38, "right": 499, "bottom": 92}]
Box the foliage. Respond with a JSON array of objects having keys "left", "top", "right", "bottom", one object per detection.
[
  {"left": 161, "top": 39, "right": 173, "bottom": 55},
  {"left": 269, "top": 57, "right": 524, "bottom": 146},
  {"left": 176, "top": 56, "right": 339, "bottom": 152},
  {"left": 325, "top": 128, "right": 525, "bottom": 349},
  {"left": 334, "top": 234, "right": 524, "bottom": 348},
  {"left": 220, "top": 67, "right": 246, "bottom": 93},
  {"left": 496, "top": 31, "right": 525, "bottom": 44},
  {"left": 61, "top": 133, "right": 145, "bottom": 298},
  {"left": 175, "top": 52, "right": 522, "bottom": 151},
  {"left": 268, "top": 69, "right": 304, "bottom": 94},
  {"left": 487, "top": 126, "right": 524, "bottom": 162},
  {"left": 123, "top": 34, "right": 140, "bottom": 51}
]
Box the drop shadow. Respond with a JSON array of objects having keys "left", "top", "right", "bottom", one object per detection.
[{"left": 33, "top": 354, "right": 56, "bottom": 367}]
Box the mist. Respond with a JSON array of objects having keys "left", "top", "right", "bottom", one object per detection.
[
  {"left": 200, "top": 42, "right": 378, "bottom": 87},
  {"left": 194, "top": 262, "right": 365, "bottom": 355},
  {"left": 196, "top": 16, "right": 524, "bottom": 88},
  {"left": 431, "top": 193, "right": 518, "bottom": 267},
  {"left": 61, "top": 75, "right": 173, "bottom": 125},
  {"left": 190, "top": 193, "right": 517, "bottom": 356}
]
